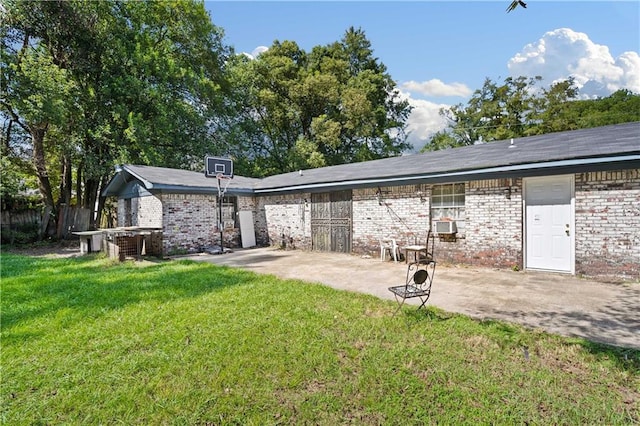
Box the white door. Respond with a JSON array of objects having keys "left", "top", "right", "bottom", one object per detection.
[
  {"left": 238, "top": 211, "right": 256, "bottom": 248},
  {"left": 524, "top": 175, "right": 574, "bottom": 273}
]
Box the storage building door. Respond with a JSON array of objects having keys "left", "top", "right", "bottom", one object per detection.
[{"left": 311, "top": 190, "right": 352, "bottom": 253}]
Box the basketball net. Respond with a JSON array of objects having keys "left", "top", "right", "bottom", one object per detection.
[{"left": 216, "top": 173, "right": 232, "bottom": 198}]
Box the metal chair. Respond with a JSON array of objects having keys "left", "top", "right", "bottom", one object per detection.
[
  {"left": 379, "top": 238, "right": 400, "bottom": 262},
  {"left": 388, "top": 259, "right": 436, "bottom": 315}
]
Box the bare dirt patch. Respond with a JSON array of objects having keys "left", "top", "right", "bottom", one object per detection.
[{"left": 2, "top": 240, "right": 81, "bottom": 258}]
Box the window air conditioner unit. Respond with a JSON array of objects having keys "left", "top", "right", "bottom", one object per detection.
[{"left": 435, "top": 220, "right": 457, "bottom": 234}]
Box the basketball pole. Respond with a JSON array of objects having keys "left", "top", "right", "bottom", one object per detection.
[
  {"left": 206, "top": 156, "right": 233, "bottom": 254},
  {"left": 217, "top": 176, "right": 223, "bottom": 253}
]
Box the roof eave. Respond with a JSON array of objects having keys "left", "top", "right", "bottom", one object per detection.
[
  {"left": 122, "top": 165, "right": 154, "bottom": 189},
  {"left": 253, "top": 154, "right": 640, "bottom": 195},
  {"left": 101, "top": 170, "right": 130, "bottom": 197},
  {"left": 150, "top": 184, "right": 255, "bottom": 195},
  {"left": 102, "top": 165, "right": 157, "bottom": 197}
]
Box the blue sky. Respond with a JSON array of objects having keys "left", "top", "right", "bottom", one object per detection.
[{"left": 205, "top": 1, "right": 640, "bottom": 150}]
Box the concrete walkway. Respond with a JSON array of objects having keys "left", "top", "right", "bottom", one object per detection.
[{"left": 181, "top": 247, "right": 640, "bottom": 350}]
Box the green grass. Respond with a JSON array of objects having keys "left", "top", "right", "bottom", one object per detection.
[{"left": 1, "top": 253, "right": 638, "bottom": 424}]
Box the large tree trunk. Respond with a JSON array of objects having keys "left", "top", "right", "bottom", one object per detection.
[
  {"left": 55, "top": 155, "right": 73, "bottom": 239},
  {"left": 32, "top": 125, "right": 57, "bottom": 236},
  {"left": 76, "top": 161, "right": 83, "bottom": 207},
  {"left": 58, "top": 154, "right": 72, "bottom": 206}
]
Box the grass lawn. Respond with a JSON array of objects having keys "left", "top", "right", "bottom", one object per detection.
[{"left": 1, "top": 252, "right": 638, "bottom": 424}]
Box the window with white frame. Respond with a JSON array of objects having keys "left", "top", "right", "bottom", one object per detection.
[{"left": 431, "top": 183, "right": 465, "bottom": 233}]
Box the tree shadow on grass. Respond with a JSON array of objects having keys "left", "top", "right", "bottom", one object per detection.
[
  {"left": 394, "top": 299, "right": 639, "bottom": 374},
  {"left": 400, "top": 305, "right": 456, "bottom": 324},
  {"left": 578, "top": 340, "right": 640, "bottom": 373},
  {"left": 1, "top": 255, "right": 259, "bottom": 340},
  {"left": 474, "top": 317, "right": 640, "bottom": 374}
]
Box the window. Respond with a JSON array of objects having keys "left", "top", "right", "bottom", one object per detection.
[
  {"left": 221, "top": 196, "right": 237, "bottom": 229},
  {"left": 431, "top": 183, "right": 465, "bottom": 232}
]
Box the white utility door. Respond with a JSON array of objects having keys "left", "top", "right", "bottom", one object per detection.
[
  {"left": 524, "top": 175, "right": 574, "bottom": 273},
  {"left": 238, "top": 211, "right": 256, "bottom": 248}
]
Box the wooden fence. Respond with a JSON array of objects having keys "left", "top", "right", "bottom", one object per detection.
[
  {"left": 1, "top": 205, "right": 93, "bottom": 243},
  {"left": 56, "top": 204, "right": 92, "bottom": 238}
]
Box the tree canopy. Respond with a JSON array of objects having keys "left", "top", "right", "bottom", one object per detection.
[
  {"left": 2, "top": 3, "right": 411, "bottom": 234},
  {"left": 421, "top": 76, "right": 640, "bottom": 152},
  {"left": 2, "top": 0, "right": 231, "bottom": 231},
  {"left": 224, "top": 27, "right": 411, "bottom": 177}
]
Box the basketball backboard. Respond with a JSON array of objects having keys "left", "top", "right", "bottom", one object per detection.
[{"left": 205, "top": 156, "right": 233, "bottom": 178}]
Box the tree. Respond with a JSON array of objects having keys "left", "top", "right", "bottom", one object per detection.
[
  {"left": 421, "top": 131, "right": 459, "bottom": 151},
  {"left": 226, "top": 27, "right": 411, "bottom": 177},
  {"left": 525, "top": 77, "right": 580, "bottom": 135},
  {"left": 422, "top": 75, "right": 639, "bottom": 152},
  {"left": 2, "top": 27, "right": 77, "bottom": 228},
  {"left": 2, "top": 0, "right": 231, "bottom": 231},
  {"left": 569, "top": 89, "right": 640, "bottom": 127},
  {"left": 428, "top": 76, "right": 542, "bottom": 149}
]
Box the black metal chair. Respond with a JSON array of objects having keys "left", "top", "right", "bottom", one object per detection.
[{"left": 388, "top": 259, "right": 436, "bottom": 315}]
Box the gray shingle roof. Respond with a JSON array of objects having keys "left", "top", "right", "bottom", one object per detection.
[
  {"left": 103, "top": 122, "right": 639, "bottom": 197},
  {"left": 102, "top": 165, "right": 260, "bottom": 196},
  {"left": 255, "top": 122, "right": 640, "bottom": 192},
  {"left": 127, "top": 165, "right": 259, "bottom": 191}
]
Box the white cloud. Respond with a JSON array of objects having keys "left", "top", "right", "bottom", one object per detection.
[
  {"left": 242, "top": 45, "right": 269, "bottom": 60},
  {"left": 398, "top": 90, "right": 450, "bottom": 152},
  {"left": 401, "top": 79, "right": 472, "bottom": 98},
  {"left": 252, "top": 46, "right": 269, "bottom": 57},
  {"left": 508, "top": 28, "right": 640, "bottom": 98},
  {"left": 396, "top": 81, "right": 470, "bottom": 152}
]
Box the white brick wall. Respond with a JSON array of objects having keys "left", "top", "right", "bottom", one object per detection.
[
  {"left": 236, "top": 195, "right": 268, "bottom": 246},
  {"left": 159, "top": 193, "right": 242, "bottom": 254},
  {"left": 137, "top": 195, "right": 162, "bottom": 227},
  {"left": 575, "top": 169, "right": 640, "bottom": 277},
  {"left": 458, "top": 179, "right": 523, "bottom": 268},
  {"left": 258, "top": 182, "right": 524, "bottom": 268},
  {"left": 117, "top": 196, "right": 161, "bottom": 227},
  {"left": 116, "top": 168, "right": 638, "bottom": 277},
  {"left": 353, "top": 185, "right": 430, "bottom": 254},
  {"left": 356, "top": 180, "right": 523, "bottom": 268},
  {"left": 117, "top": 198, "right": 130, "bottom": 227},
  {"left": 260, "top": 193, "right": 311, "bottom": 249},
  {"left": 240, "top": 195, "right": 269, "bottom": 246}
]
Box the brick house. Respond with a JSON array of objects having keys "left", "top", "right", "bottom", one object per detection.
[{"left": 103, "top": 122, "right": 640, "bottom": 278}]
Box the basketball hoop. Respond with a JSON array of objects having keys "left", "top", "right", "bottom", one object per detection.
[
  {"left": 204, "top": 156, "right": 234, "bottom": 254},
  {"left": 216, "top": 173, "right": 232, "bottom": 197}
]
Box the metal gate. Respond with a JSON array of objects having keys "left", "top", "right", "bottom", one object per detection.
[{"left": 311, "top": 190, "right": 352, "bottom": 253}]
